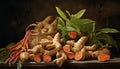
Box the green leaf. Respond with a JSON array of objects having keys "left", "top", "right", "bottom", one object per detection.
[
  {"left": 70, "top": 18, "right": 96, "bottom": 33},
  {"left": 91, "top": 36, "right": 104, "bottom": 48},
  {"left": 100, "top": 28, "right": 119, "bottom": 33},
  {"left": 66, "top": 10, "right": 71, "bottom": 17},
  {"left": 66, "top": 26, "right": 76, "bottom": 31},
  {"left": 71, "top": 9, "right": 86, "bottom": 19},
  {"left": 61, "top": 27, "right": 68, "bottom": 38},
  {"left": 56, "top": 7, "right": 69, "bottom": 21},
  {"left": 57, "top": 17, "right": 65, "bottom": 29},
  {"left": 96, "top": 33, "right": 118, "bottom": 48}
]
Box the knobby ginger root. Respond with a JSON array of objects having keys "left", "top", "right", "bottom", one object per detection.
[
  {"left": 53, "top": 50, "right": 67, "bottom": 67},
  {"left": 35, "top": 16, "right": 58, "bottom": 36},
  {"left": 72, "top": 36, "right": 88, "bottom": 52},
  {"left": 28, "top": 16, "right": 58, "bottom": 48},
  {"left": 43, "top": 33, "right": 62, "bottom": 56}
]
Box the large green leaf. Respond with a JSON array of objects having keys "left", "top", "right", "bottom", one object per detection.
[
  {"left": 96, "top": 33, "right": 118, "bottom": 48},
  {"left": 70, "top": 18, "right": 96, "bottom": 33},
  {"left": 100, "top": 28, "right": 119, "bottom": 33},
  {"left": 56, "top": 7, "right": 69, "bottom": 21},
  {"left": 71, "top": 9, "right": 86, "bottom": 19}
]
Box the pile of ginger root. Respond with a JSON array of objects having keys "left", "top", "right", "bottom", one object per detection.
[
  {"left": 5, "top": 16, "right": 111, "bottom": 67},
  {"left": 20, "top": 16, "right": 67, "bottom": 67}
]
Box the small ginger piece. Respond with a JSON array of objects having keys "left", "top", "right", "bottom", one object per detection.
[
  {"left": 63, "top": 45, "right": 71, "bottom": 53},
  {"left": 68, "top": 31, "right": 77, "bottom": 39},
  {"left": 56, "top": 51, "right": 61, "bottom": 58},
  {"left": 66, "top": 52, "right": 74, "bottom": 59},
  {"left": 91, "top": 48, "right": 111, "bottom": 59},
  {"left": 52, "top": 33, "right": 62, "bottom": 49},
  {"left": 66, "top": 40, "right": 75, "bottom": 46},
  {"left": 98, "top": 53, "right": 110, "bottom": 62},
  {"left": 72, "top": 36, "right": 88, "bottom": 52},
  {"left": 34, "top": 55, "right": 41, "bottom": 63},
  {"left": 74, "top": 48, "right": 86, "bottom": 61},
  {"left": 46, "top": 44, "right": 55, "bottom": 50},
  {"left": 43, "top": 55, "right": 52, "bottom": 62},
  {"left": 29, "top": 53, "right": 42, "bottom": 61},
  {"left": 44, "top": 48, "right": 58, "bottom": 56},
  {"left": 38, "top": 35, "right": 53, "bottom": 47},
  {"left": 84, "top": 44, "right": 97, "bottom": 51},
  {"left": 27, "top": 45, "right": 42, "bottom": 54}
]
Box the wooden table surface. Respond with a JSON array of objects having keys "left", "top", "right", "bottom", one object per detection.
[{"left": 0, "top": 57, "right": 120, "bottom": 69}]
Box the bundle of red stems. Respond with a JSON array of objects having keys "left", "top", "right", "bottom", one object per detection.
[{"left": 4, "top": 30, "right": 33, "bottom": 64}]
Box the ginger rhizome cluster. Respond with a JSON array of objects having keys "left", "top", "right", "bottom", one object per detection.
[{"left": 4, "top": 16, "right": 111, "bottom": 67}]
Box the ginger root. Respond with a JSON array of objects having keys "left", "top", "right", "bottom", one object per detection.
[
  {"left": 34, "top": 16, "right": 58, "bottom": 36},
  {"left": 27, "top": 45, "right": 43, "bottom": 54},
  {"left": 28, "top": 16, "right": 58, "bottom": 48},
  {"left": 74, "top": 48, "right": 86, "bottom": 61},
  {"left": 43, "top": 32, "right": 62, "bottom": 56},
  {"left": 84, "top": 44, "right": 97, "bottom": 51},
  {"left": 63, "top": 45, "right": 71, "bottom": 53},
  {"left": 74, "top": 46, "right": 110, "bottom": 61},
  {"left": 66, "top": 40, "right": 75, "bottom": 46},
  {"left": 91, "top": 48, "right": 111, "bottom": 59},
  {"left": 53, "top": 50, "right": 67, "bottom": 67},
  {"left": 72, "top": 36, "right": 88, "bottom": 52}
]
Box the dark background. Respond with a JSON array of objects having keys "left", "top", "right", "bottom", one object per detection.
[{"left": 0, "top": 0, "right": 120, "bottom": 56}]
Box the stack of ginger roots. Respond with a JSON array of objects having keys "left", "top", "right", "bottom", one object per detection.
[{"left": 4, "top": 16, "right": 111, "bottom": 67}]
